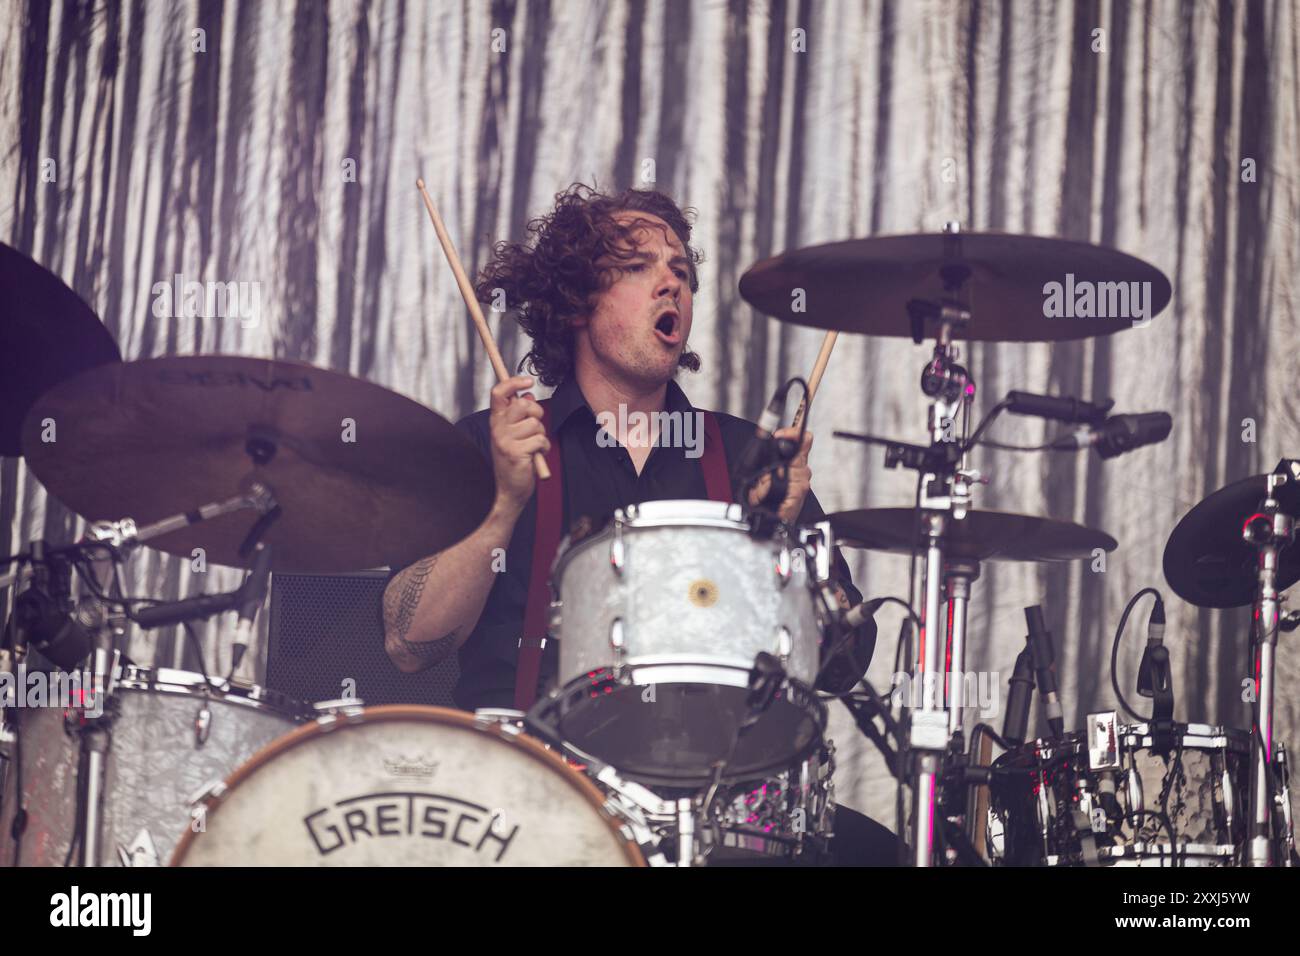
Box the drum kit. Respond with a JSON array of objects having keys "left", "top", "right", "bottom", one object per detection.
[{"left": 0, "top": 218, "right": 1295, "bottom": 867}]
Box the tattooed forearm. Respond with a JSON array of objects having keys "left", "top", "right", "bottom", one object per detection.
[
  {"left": 383, "top": 556, "right": 462, "bottom": 670},
  {"left": 394, "top": 628, "right": 460, "bottom": 665},
  {"left": 384, "top": 556, "right": 437, "bottom": 642}
]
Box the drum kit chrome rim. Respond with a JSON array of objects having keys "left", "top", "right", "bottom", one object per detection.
[{"left": 0, "top": 223, "right": 1296, "bottom": 866}]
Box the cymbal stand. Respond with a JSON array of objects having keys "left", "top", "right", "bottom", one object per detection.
[
  {"left": 1243, "top": 470, "right": 1294, "bottom": 866},
  {"left": 0, "top": 483, "right": 277, "bottom": 592},
  {"left": 901, "top": 288, "right": 978, "bottom": 865}
]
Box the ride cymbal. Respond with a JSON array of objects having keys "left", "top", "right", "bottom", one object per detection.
[{"left": 739, "top": 232, "right": 1171, "bottom": 342}]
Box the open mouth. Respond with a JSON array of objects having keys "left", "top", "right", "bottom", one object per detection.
[{"left": 654, "top": 310, "right": 681, "bottom": 345}]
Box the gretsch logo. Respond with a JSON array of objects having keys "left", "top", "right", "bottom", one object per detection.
[{"left": 304, "top": 792, "right": 520, "bottom": 862}]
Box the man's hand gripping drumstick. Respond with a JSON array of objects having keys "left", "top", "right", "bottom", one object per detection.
[
  {"left": 417, "top": 178, "right": 550, "bottom": 481},
  {"left": 380, "top": 184, "right": 555, "bottom": 674}
]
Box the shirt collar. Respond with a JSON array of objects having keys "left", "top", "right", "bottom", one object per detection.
[{"left": 549, "top": 376, "right": 696, "bottom": 428}]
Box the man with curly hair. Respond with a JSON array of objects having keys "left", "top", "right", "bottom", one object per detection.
[{"left": 383, "top": 183, "right": 895, "bottom": 864}]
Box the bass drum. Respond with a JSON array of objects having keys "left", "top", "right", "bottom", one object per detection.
[{"left": 171, "top": 705, "right": 645, "bottom": 866}]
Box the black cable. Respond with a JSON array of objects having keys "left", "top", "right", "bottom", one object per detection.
[
  {"left": 979, "top": 439, "right": 1056, "bottom": 452},
  {"left": 182, "top": 622, "right": 222, "bottom": 693},
  {"left": 1126, "top": 810, "right": 1181, "bottom": 867},
  {"left": 969, "top": 721, "right": 1016, "bottom": 754},
  {"left": 63, "top": 739, "right": 88, "bottom": 866},
  {"left": 962, "top": 398, "right": 1010, "bottom": 452},
  {"left": 1110, "top": 587, "right": 1162, "bottom": 721},
  {"left": 3, "top": 556, "right": 29, "bottom": 868}
]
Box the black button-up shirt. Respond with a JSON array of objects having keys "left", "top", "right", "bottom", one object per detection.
[{"left": 447, "top": 375, "right": 867, "bottom": 710}]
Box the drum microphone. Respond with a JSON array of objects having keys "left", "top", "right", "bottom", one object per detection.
[
  {"left": 817, "top": 596, "right": 882, "bottom": 694},
  {"left": 1024, "top": 605, "right": 1065, "bottom": 739},
  {"left": 1002, "top": 649, "right": 1035, "bottom": 746},
  {"left": 1006, "top": 390, "right": 1113, "bottom": 425},
  {"left": 1050, "top": 412, "right": 1172, "bottom": 459},
  {"left": 231, "top": 542, "right": 273, "bottom": 671},
  {"left": 8, "top": 542, "right": 93, "bottom": 671},
  {"left": 1136, "top": 595, "right": 1174, "bottom": 723},
  {"left": 733, "top": 381, "right": 800, "bottom": 505}
]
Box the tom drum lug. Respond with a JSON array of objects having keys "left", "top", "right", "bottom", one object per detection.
[
  {"left": 610, "top": 618, "right": 626, "bottom": 677},
  {"left": 610, "top": 515, "right": 626, "bottom": 576}
]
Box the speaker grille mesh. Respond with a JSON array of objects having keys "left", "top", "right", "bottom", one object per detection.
[{"left": 266, "top": 571, "right": 459, "bottom": 707}]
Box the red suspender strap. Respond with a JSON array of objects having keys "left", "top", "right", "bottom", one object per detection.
[
  {"left": 515, "top": 400, "right": 564, "bottom": 711},
  {"left": 514, "top": 404, "right": 732, "bottom": 710},
  {"left": 700, "top": 410, "right": 732, "bottom": 504}
]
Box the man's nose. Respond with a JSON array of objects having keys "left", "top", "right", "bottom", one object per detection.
[{"left": 656, "top": 269, "right": 681, "bottom": 301}]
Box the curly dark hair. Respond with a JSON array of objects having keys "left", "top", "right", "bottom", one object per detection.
[{"left": 473, "top": 182, "right": 704, "bottom": 387}]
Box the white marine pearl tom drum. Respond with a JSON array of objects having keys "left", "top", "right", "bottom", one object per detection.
[{"left": 544, "top": 500, "right": 828, "bottom": 786}]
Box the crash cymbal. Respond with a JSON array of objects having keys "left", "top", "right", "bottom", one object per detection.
[
  {"left": 0, "top": 242, "right": 121, "bottom": 455},
  {"left": 1163, "top": 473, "right": 1300, "bottom": 609},
  {"left": 739, "top": 231, "right": 1171, "bottom": 342},
  {"left": 21, "top": 355, "right": 494, "bottom": 572},
  {"left": 829, "top": 508, "right": 1117, "bottom": 563}
]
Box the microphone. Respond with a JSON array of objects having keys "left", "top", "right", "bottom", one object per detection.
[
  {"left": 733, "top": 381, "right": 797, "bottom": 504},
  {"left": 817, "top": 597, "right": 882, "bottom": 694},
  {"left": 1137, "top": 595, "right": 1174, "bottom": 724},
  {"left": 131, "top": 591, "right": 239, "bottom": 629},
  {"left": 9, "top": 542, "right": 92, "bottom": 670},
  {"left": 1024, "top": 605, "right": 1065, "bottom": 739},
  {"left": 1135, "top": 595, "right": 1166, "bottom": 696},
  {"left": 842, "top": 596, "right": 888, "bottom": 631},
  {"left": 1051, "top": 412, "right": 1172, "bottom": 459},
  {"left": 1002, "top": 649, "right": 1035, "bottom": 746},
  {"left": 230, "top": 543, "right": 273, "bottom": 672},
  {"left": 1006, "top": 390, "right": 1113, "bottom": 425}
]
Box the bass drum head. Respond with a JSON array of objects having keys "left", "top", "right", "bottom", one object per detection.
[{"left": 170, "top": 705, "right": 644, "bottom": 867}]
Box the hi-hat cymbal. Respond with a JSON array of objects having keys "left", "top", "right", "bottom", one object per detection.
[
  {"left": 1163, "top": 473, "right": 1300, "bottom": 609},
  {"left": 739, "top": 232, "right": 1171, "bottom": 342},
  {"left": 21, "top": 355, "right": 494, "bottom": 572},
  {"left": 830, "top": 508, "right": 1117, "bottom": 563},
  {"left": 0, "top": 243, "right": 121, "bottom": 455}
]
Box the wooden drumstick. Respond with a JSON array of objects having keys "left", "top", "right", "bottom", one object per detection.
[
  {"left": 417, "top": 179, "right": 550, "bottom": 480},
  {"left": 790, "top": 330, "right": 838, "bottom": 431}
]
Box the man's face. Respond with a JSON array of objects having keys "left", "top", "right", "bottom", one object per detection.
[{"left": 575, "top": 210, "right": 694, "bottom": 390}]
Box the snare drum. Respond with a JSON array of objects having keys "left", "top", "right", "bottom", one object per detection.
[
  {"left": 988, "top": 718, "right": 1250, "bottom": 867},
  {"left": 171, "top": 705, "right": 645, "bottom": 866},
  {"left": 1, "top": 666, "right": 305, "bottom": 866},
  {"left": 543, "top": 500, "right": 827, "bottom": 785}
]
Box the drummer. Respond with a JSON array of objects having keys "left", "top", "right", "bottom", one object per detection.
[{"left": 383, "top": 182, "right": 894, "bottom": 864}]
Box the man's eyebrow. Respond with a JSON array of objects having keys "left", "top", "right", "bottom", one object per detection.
[{"left": 630, "top": 251, "right": 690, "bottom": 266}]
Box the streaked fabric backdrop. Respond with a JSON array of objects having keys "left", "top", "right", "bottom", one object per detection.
[{"left": 3, "top": 0, "right": 1298, "bottom": 832}]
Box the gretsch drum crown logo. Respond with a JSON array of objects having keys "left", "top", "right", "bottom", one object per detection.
[{"left": 382, "top": 755, "right": 439, "bottom": 778}]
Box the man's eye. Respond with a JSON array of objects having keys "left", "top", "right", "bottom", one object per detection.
[{"left": 674, "top": 269, "right": 687, "bottom": 280}]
